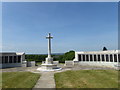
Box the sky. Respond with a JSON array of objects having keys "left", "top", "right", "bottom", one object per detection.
[{"left": 2, "top": 2, "right": 118, "bottom": 54}]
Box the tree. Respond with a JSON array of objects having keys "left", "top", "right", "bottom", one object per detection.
[
  {"left": 57, "top": 50, "right": 75, "bottom": 63},
  {"left": 103, "top": 47, "right": 107, "bottom": 51}
]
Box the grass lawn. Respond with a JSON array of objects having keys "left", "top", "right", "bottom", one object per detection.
[
  {"left": 59, "top": 63, "right": 65, "bottom": 64},
  {"left": 2, "top": 72, "right": 40, "bottom": 88},
  {"left": 0, "top": 73, "right": 2, "bottom": 88},
  {"left": 54, "top": 70, "right": 119, "bottom": 88},
  {"left": 36, "top": 62, "right": 42, "bottom": 65}
]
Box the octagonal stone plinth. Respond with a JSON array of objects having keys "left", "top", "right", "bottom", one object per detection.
[
  {"left": 41, "top": 64, "right": 57, "bottom": 70},
  {"left": 37, "top": 64, "right": 62, "bottom": 71}
]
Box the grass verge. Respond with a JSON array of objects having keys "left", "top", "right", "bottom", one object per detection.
[
  {"left": 54, "top": 70, "right": 118, "bottom": 88},
  {"left": 2, "top": 72, "right": 40, "bottom": 88}
]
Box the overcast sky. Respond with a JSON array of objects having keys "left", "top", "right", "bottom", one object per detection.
[{"left": 2, "top": 2, "right": 118, "bottom": 54}]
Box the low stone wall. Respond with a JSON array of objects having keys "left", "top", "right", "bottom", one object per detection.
[
  {"left": 73, "top": 61, "right": 119, "bottom": 69},
  {"left": 64, "top": 60, "right": 74, "bottom": 66},
  {"left": 53, "top": 61, "right": 59, "bottom": 65},
  {"left": 27, "top": 61, "right": 35, "bottom": 67},
  {"left": 22, "top": 61, "right": 27, "bottom": 67},
  {"left": 1, "top": 63, "right": 22, "bottom": 68},
  {"left": 42, "top": 61, "right": 45, "bottom": 64},
  {"left": 0, "top": 61, "right": 36, "bottom": 69}
]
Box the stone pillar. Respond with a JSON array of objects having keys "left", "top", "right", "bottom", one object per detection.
[
  {"left": 75, "top": 53, "right": 79, "bottom": 61},
  {"left": 8, "top": 56, "right": 9, "bottom": 63},
  {"left": 112, "top": 54, "right": 114, "bottom": 62},
  {"left": 96, "top": 54, "right": 98, "bottom": 62},
  {"left": 104, "top": 54, "right": 106, "bottom": 62},
  {"left": 89, "top": 54, "right": 90, "bottom": 62},
  {"left": 77, "top": 54, "right": 79, "bottom": 61},
  {"left": 108, "top": 54, "right": 110, "bottom": 62},
  {"left": 81, "top": 54, "right": 83, "bottom": 62},
  {"left": 21, "top": 56, "right": 22, "bottom": 63},
  {"left": 92, "top": 54, "right": 94, "bottom": 62},
  {"left": 117, "top": 54, "right": 119, "bottom": 62},
  {"left": 85, "top": 54, "right": 86, "bottom": 61}
]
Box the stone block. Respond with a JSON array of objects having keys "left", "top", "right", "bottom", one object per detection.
[{"left": 64, "top": 60, "right": 74, "bottom": 66}]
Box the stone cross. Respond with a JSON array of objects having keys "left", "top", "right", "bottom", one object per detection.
[{"left": 46, "top": 33, "right": 53, "bottom": 58}]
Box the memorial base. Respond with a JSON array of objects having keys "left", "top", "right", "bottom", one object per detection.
[
  {"left": 37, "top": 57, "right": 62, "bottom": 71},
  {"left": 45, "top": 57, "right": 53, "bottom": 64},
  {"left": 37, "top": 64, "right": 62, "bottom": 71}
]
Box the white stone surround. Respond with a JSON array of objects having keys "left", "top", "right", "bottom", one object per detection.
[{"left": 73, "top": 50, "right": 120, "bottom": 68}]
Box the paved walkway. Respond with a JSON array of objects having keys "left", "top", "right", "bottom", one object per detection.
[{"left": 33, "top": 71, "right": 56, "bottom": 88}]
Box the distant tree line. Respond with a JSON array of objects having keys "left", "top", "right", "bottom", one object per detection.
[
  {"left": 25, "top": 50, "right": 75, "bottom": 63},
  {"left": 25, "top": 54, "right": 47, "bottom": 62},
  {"left": 26, "top": 47, "right": 108, "bottom": 63}
]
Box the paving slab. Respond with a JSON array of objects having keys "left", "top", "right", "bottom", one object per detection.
[{"left": 33, "top": 72, "right": 55, "bottom": 89}]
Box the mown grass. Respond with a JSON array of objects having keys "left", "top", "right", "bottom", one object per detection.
[
  {"left": 36, "top": 62, "right": 42, "bottom": 65},
  {"left": 2, "top": 72, "right": 40, "bottom": 88},
  {"left": 0, "top": 72, "right": 2, "bottom": 88},
  {"left": 54, "top": 70, "right": 119, "bottom": 88}
]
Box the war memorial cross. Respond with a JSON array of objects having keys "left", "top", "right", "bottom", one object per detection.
[{"left": 46, "top": 33, "right": 53, "bottom": 58}]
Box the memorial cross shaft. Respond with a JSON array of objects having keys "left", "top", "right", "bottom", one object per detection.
[{"left": 46, "top": 33, "right": 53, "bottom": 58}]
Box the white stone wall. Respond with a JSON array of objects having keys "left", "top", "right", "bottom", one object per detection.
[
  {"left": 0, "top": 52, "right": 26, "bottom": 68},
  {"left": 73, "top": 50, "right": 120, "bottom": 68}
]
